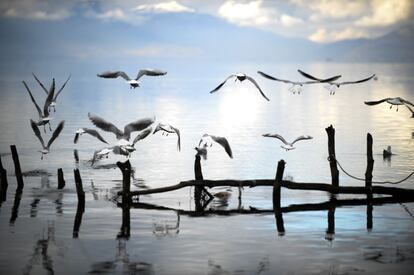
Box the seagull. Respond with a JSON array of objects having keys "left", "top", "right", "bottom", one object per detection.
[
  {"left": 297, "top": 70, "right": 376, "bottom": 95},
  {"left": 74, "top": 128, "right": 108, "bottom": 144},
  {"left": 88, "top": 113, "right": 155, "bottom": 141},
  {"left": 198, "top": 134, "right": 233, "bottom": 158},
  {"left": 132, "top": 126, "right": 153, "bottom": 147},
  {"left": 153, "top": 123, "right": 181, "bottom": 151},
  {"left": 210, "top": 73, "right": 270, "bottom": 101},
  {"left": 23, "top": 80, "right": 54, "bottom": 132},
  {"left": 383, "top": 146, "right": 394, "bottom": 158},
  {"left": 263, "top": 133, "right": 313, "bottom": 151},
  {"left": 32, "top": 73, "right": 71, "bottom": 112},
  {"left": 30, "top": 119, "right": 65, "bottom": 159},
  {"left": 258, "top": 71, "right": 342, "bottom": 94},
  {"left": 91, "top": 146, "right": 130, "bottom": 166},
  {"left": 97, "top": 69, "right": 167, "bottom": 89},
  {"left": 364, "top": 97, "right": 414, "bottom": 117}
]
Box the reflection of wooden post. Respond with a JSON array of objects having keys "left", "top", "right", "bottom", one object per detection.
[
  {"left": 73, "top": 169, "right": 85, "bottom": 238},
  {"left": 325, "top": 206, "right": 335, "bottom": 241},
  {"left": 0, "top": 155, "right": 8, "bottom": 203},
  {"left": 325, "top": 125, "right": 339, "bottom": 187},
  {"left": 10, "top": 145, "right": 24, "bottom": 188},
  {"left": 365, "top": 133, "right": 374, "bottom": 189},
  {"left": 57, "top": 168, "right": 65, "bottom": 189},
  {"left": 367, "top": 201, "right": 373, "bottom": 232},
  {"left": 117, "top": 161, "right": 131, "bottom": 205},
  {"left": 273, "top": 160, "right": 285, "bottom": 236},
  {"left": 10, "top": 187, "right": 23, "bottom": 225},
  {"left": 117, "top": 204, "right": 130, "bottom": 239}
]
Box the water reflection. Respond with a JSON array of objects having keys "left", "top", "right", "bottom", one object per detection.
[
  {"left": 152, "top": 211, "right": 180, "bottom": 238},
  {"left": 9, "top": 186, "right": 23, "bottom": 225}
]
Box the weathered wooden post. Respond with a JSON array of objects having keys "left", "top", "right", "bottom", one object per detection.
[
  {"left": 10, "top": 145, "right": 24, "bottom": 188},
  {"left": 273, "top": 160, "right": 286, "bottom": 236},
  {"left": 193, "top": 154, "right": 213, "bottom": 211},
  {"left": 9, "top": 186, "right": 23, "bottom": 225},
  {"left": 0, "top": 155, "right": 8, "bottom": 203},
  {"left": 325, "top": 125, "right": 339, "bottom": 188},
  {"left": 117, "top": 160, "right": 131, "bottom": 205},
  {"left": 57, "top": 168, "right": 65, "bottom": 189},
  {"left": 365, "top": 133, "right": 374, "bottom": 189},
  {"left": 73, "top": 169, "right": 85, "bottom": 238}
]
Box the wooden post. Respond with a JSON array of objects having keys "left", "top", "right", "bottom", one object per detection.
[
  {"left": 325, "top": 125, "right": 339, "bottom": 187},
  {"left": 57, "top": 168, "right": 65, "bottom": 189},
  {"left": 9, "top": 187, "right": 23, "bottom": 225},
  {"left": 0, "top": 155, "right": 8, "bottom": 203},
  {"left": 194, "top": 155, "right": 203, "bottom": 180},
  {"left": 74, "top": 169, "right": 85, "bottom": 204},
  {"left": 73, "top": 169, "right": 85, "bottom": 238},
  {"left": 117, "top": 160, "right": 131, "bottom": 205},
  {"left": 117, "top": 203, "right": 131, "bottom": 239},
  {"left": 365, "top": 133, "right": 374, "bottom": 189},
  {"left": 273, "top": 160, "right": 286, "bottom": 236},
  {"left": 10, "top": 145, "right": 24, "bottom": 188}
]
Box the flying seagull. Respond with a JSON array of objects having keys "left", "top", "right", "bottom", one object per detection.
[
  {"left": 210, "top": 73, "right": 270, "bottom": 101},
  {"left": 132, "top": 126, "right": 153, "bottom": 146},
  {"left": 97, "top": 69, "right": 167, "bottom": 89},
  {"left": 258, "top": 71, "right": 342, "bottom": 94},
  {"left": 88, "top": 113, "right": 155, "bottom": 141},
  {"left": 32, "top": 73, "right": 71, "bottom": 112},
  {"left": 298, "top": 70, "right": 376, "bottom": 95},
  {"left": 364, "top": 97, "right": 414, "bottom": 117},
  {"left": 198, "top": 134, "right": 233, "bottom": 158},
  {"left": 74, "top": 128, "right": 109, "bottom": 144},
  {"left": 23, "top": 80, "right": 54, "bottom": 132},
  {"left": 263, "top": 133, "right": 313, "bottom": 151},
  {"left": 153, "top": 123, "right": 181, "bottom": 151},
  {"left": 30, "top": 119, "right": 65, "bottom": 159},
  {"left": 91, "top": 146, "right": 130, "bottom": 166}
]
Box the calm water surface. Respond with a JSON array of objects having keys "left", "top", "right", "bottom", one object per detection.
[{"left": 0, "top": 63, "right": 413, "bottom": 274}]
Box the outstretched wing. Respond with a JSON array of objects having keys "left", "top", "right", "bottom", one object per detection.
[
  {"left": 338, "top": 74, "right": 376, "bottom": 86},
  {"left": 291, "top": 135, "right": 313, "bottom": 145},
  {"left": 262, "top": 133, "right": 289, "bottom": 145},
  {"left": 246, "top": 76, "right": 270, "bottom": 101},
  {"left": 30, "top": 119, "right": 45, "bottom": 148},
  {"left": 32, "top": 73, "right": 49, "bottom": 95},
  {"left": 43, "top": 78, "right": 55, "bottom": 117},
  {"left": 404, "top": 104, "right": 414, "bottom": 117},
  {"left": 135, "top": 69, "right": 167, "bottom": 80},
  {"left": 124, "top": 117, "right": 156, "bottom": 138},
  {"left": 171, "top": 126, "right": 181, "bottom": 151},
  {"left": 54, "top": 74, "right": 71, "bottom": 101},
  {"left": 210, "top": 75, "right": 235, "bottom": 93},
  {"left": 364, "top": 98, "right": 390, "bottom": 106},
  {"left": 132, "top": 127, "right": 153, "bottom": 146},
  {"left": 257, "top": 71, "right": 298, "bottom": 84},
  {"left": 210, "top": 135, "right": 233, "bottom": 158},
  {"left": 88, "top": 113, "right": 123, "bottom": 138},
  {"left": 297, "top": 69, "right": 342, "bottom": 83},
  {"left": 83, "top": 128, "right": 108, "bottom": 144},
  {"left": 46, "top": 120, "right": 64, "bottom": 149},
  {"left": 97, "top": 71, "right": 131, "bottom": 81},
  {"left": 23, "top": 81, "right": 43, "bottom": 119},
  {"left": 401, "top": 98, "right": 414, "bottom": 107}
]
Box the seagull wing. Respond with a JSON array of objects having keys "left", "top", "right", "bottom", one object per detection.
[
  {"left": 30, "top": 119, "right": 46, "bottom": 148},
  {"left": 297, "top": 70, "right": 342, "bottom": 83},
  {"left": 210, "top": 75, "right": 235, "bottom": 93},
  {"left": 171, "top": 126, "right": 181, "bottom": 151},
  {"left": 262, "top": 133, "right": 289, "bottom": 145},
  {"left": 404, "top": 104, "right": 414, "bottom": 117},
  {"left": 74, "top": 133, "right": 80, "bottom": 144},
  {"left": 135, "top": 69, "right": 167, "bottom": 80},
  {"left": 97, "top": 71, "right": 131, "bottom": 81},
  {"left": 124, "top": 117, "right": 156, "bottom": 138},
  {"left": 291, "top": 135, "right": 313, "bottom": 145},
  {"left": 337, "top": 74, "right": 376, "bottom": 86},
  {"left": 257, "top": 71, "right": 297, "bottom": 84},
  {"left": 88, "top": 113, "right": 123, "bottom": 138},
  {"left": 246, "top": 76, "right": 270, "bottom": 101},
  {"left": 54, "top": 74, "right": 71, "bottom": 101},
  {"left": 401, "top": 98, "right": 414, "bottom": 107},
  {"left": 23, "top": 81, "right": 43, "bottom": 119},
  {"left": 46, "top": 120, "right": 64, "bottom": 149},
  {"left": 364, "top": 98, "right": 390, "bottom": 106},
  {"left": 210, "top": 135, "right": 233, "bottom": 158},
  {"left": 43, "top": 78, "right": 55, "bottom": 117},
  {"left": 32, "top": 73, "right": 49, "bottom": 95},
  {"left": 132, "top": 127, "right": 153, "bottom": 146},
  {"left": 83, "top": 128, "right": 109, "bottom": 144}
]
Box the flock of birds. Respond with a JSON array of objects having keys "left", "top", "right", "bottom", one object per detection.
[{"left": 22, "top": 67, "right": 413, "bottom": 163}]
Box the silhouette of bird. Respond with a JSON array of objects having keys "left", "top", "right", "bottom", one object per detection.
[
  {"left": 97, "top": 69, "right": 167, "bottom": 89},
  {"left": 364, "top": 97, "right": 414, "bottom": 117},
  {"left": 153, "top": 123, "right": 181, "bottom": 151},
  {"left": 210, "top": 73, "right": 270, "bottom": 101},
  {"left": 74, "top": 128, "right": 108, "bottom": 144},
  {"left": 30, "top": 120, "right": 64, "bottom": 159},
  {"left": 258, "top": 70, "right": 341, "bottom": 94},
  {"left": 263, "top": 133, "right": 313, "bottom": 151},
  {"left": 23, "top": 80, "right": 55, "bottom": 132},
  {"left": 88, "top": 113, "right": 155, "bottom": 141},
  {"left": 198, "top": 134, "right": 233, "bottom": 158},
  {"left": 32, "top": 73, "right": 71, "bottom": 112}
]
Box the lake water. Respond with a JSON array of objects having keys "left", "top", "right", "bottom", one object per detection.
[{"left": 0, "top": 62, "right": 413, "bottom": 274}]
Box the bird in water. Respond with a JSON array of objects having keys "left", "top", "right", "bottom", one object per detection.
[
  {"left": 263, "top": 133, "right": 313, "bottom": 151},
  {"left": 32, "top": 73, "right": 71, "bottom": 112},
  {"left": 298, "top": 70, "right": 376, "bottom": 95},
  {"left": 97, "top": 69, "right": 167, "bottom": 89},
  {"left": 197, "top": 134, "right": 233, "bottom": 159},
  {"left": 258, "top": 70, "right": 342, "bottom": 94},
  {"left": 364, "top": 97, "right": 414, "bottom": 117},
  {"left": 30, "top": 119, "right": 65, "bottom": 159},
  {"left": 23, "top": 80, "right": 55, "bottom": 132},
  {"left": 153, "top": 123, "right": 181, "bottom": 151},
  {"left": 210, "top": 73, "right": 270, "bottom": 101},
  {"left": 74, "top": 128, "right": 108, "bottom": 144}
]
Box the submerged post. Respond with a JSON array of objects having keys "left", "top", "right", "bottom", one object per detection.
[
  {"left": 10, "top": 145, "right": 24, "bottom": 188},
  {"left": 0, "top": 155, "right": 8, "bottom": 202},
  {"left": 273, "top": 160, "right": 286, "bottom": 235},
  {"left": 117, "top": 160, "right": 131, "bottom": 205},
  {"left": 325, "top": 125, "right": 339, "bottom": 188},
  {"left": 57, "top": 168, "right": 65, "bottom": 189},
  {"left": 73, "top": 169, "right": 85, "bottom": 238},
  {"left": 365, "top": 133, "right": 374, "bottom": 189},
  {"left": 74, "top": 169, "right": 85, "bottom": 204}
]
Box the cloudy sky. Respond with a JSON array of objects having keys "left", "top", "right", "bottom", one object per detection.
[{"left": 1, "top": 0, "right": 413, "bottom": 43}]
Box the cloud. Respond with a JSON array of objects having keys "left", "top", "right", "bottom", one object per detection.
[
  {"left": 1, "top": 0, "right": 72, "bottom": 21},
  {"left": 280, "top": 14, "right": 303, "bottom": 27},
  {"left": 126, "top": 44, "right": 203, "bottom": 58},
  {"left": 134, "top": 1, "right": 194, "bottom": 13},
  {"left": 356, "top": 0, "right": 412, "bottom": 27},
  {"left": 309, "top": 27, "right": 368, "bottom": 43},
  {"left": 218, "top": 0, "right": 270, "bottom": 26},
  {"left": 292, "top": 0, "right": 367, "bottom": 19}
]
